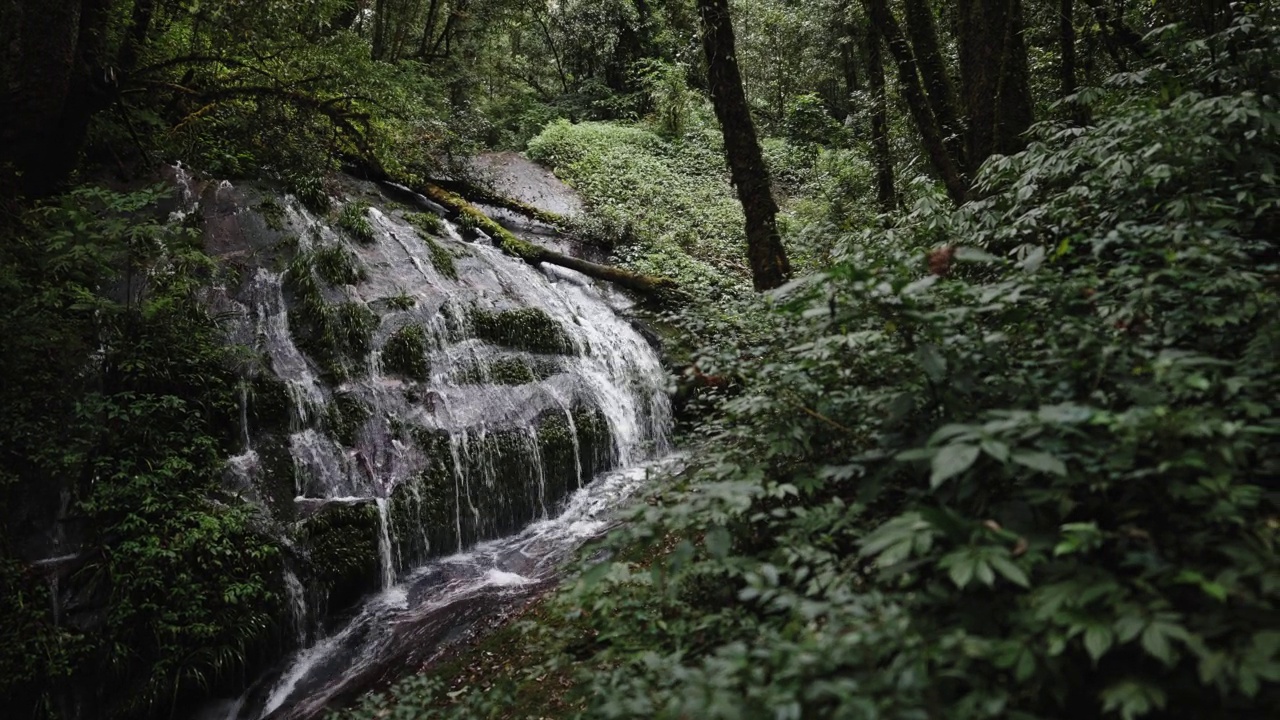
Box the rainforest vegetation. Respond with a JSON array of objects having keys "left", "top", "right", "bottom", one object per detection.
[{"left": 1, "top": 0, "right": 1277, "bottom": 719}]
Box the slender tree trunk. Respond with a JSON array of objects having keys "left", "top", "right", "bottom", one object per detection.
[
  {"left": 118, "top": 0, "right": 156, "bottom": 71},
  {"left": 866, "top": 0, "right": 967, "bottom": 203},
  {"left": 1058, "top": 0, "right": 1091, "bottom": 125},
  {"left": 372, "top": 0, "right": 390, "bottom": 59},
  {"left": 902, "top": 0, "right": 966, "bottom": 174},
  {"left": 418, "top": 0, "right": 441, "bottom": 57},
  {"left": 697, "top": 0, "right": 790, "bottom": 291},
  {"left": 865, "top": 19, "right": 896, "bottom": 212},
  {"left": 1059, "top": 0, "right": 1077, "bottom": 99}
]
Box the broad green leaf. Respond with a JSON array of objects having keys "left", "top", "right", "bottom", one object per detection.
[
  {"left": 704, "top": 526, "right": 731, "bottom": 559},
  {"left": 989, "top": 554, "right": 1031, "bottom": 588},
  {"left": 916, "top": 343, "right": 947, "bottom": 381},
  {"left": 945, "top": 552, "right": 977, "bottom": 589},
  {"left": 1012, "top": 450, "right": 1067, "bottom": 476},
  {"left": 931, "top": 444, "right": 980, "bottom": 488},
  {"left": 1085, "top": 625, "right": 1115, "bottom": 662}
]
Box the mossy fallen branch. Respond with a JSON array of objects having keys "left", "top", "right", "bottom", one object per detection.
[
  {"left": 427, "top": 178, "right": 570, "bottom": 227},
  {"left": 418, "top": 183, "right": 676, "bottom": 294}
]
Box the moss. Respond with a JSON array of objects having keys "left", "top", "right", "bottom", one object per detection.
[
  {"left": 248, "top": 374, "right": 293, "bottom": 433},
  {"left": 337, "top": 202, "right": 376, "bottom": 244},
  {"left": 325, "top": 392, "right": 371, "bottom": 447},
  {"left": 470, "top": 307, "right": 574, "bottom": 355},
  {"left": 424, "top": 235, "right": 458, "bottom": 279},
  {"left": 389, "top": 408, "right": 613, "bottom": 564},
  {"left": 452, "top": 356, "right": 560, "bottom": 385},
  {"left": 297, "top": 501, "right": 381, "bottom": 612},
  {"left": 383, "top": 324, "right": 431, "bottom": 381},
  {"left": 258, "top": 197, "right": 287, "bottom": 231},
  {"left": 255, "top": 434, "right": 298, "bottom": 522},
  {"left": 404, "top": 211, "right": 443, "bottom": 236},
  {"left": 313, "top": 245, "right": 364, "bottom": 286},
  {"left": 285, "top": 254, "right": 379, "bottom": 382}
]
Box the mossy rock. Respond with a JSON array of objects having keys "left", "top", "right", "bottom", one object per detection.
[
  {"left": 470, "top": 307, "right": 574, "bottom": 355},
  {"left": 254, "top": 434, "right": 299, "bottom": 523},
  {"left": 383, "top": 323, "right": 431, "bottom": 381},
  {"left": 284, "top": 254, "right": 379, "bottom": 382},
  {"left": 383, "top": 293, "right": 416, "bottom": 311},
  {"left": 404, "top": 211, "right": 443, "bottom": 236},
  {"left": 297, "top": 501, "right": 381, "bottom": 613},
  {"left": 452, "top": 356, "right": 560, "bottom": 386},
  {"left": 325, "top": 392, "right": 372, "bottom": 447},
  {"left": 248, "top": 374, "right": 293, "bottom": 433},
  {"left": 389, "top": 408, "right": 614, "bottom": 567}
]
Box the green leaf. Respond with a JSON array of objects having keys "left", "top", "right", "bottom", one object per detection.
[
  {"left": 989, "top": 554, "right": 1030, "bottom": 588},
  {"left": 704, "top": 526, "right": 731, "bottom": 559},
  {"left": 1011, "top": 450, "right": 1067, "bottom": 476},
  {"left": 1100, "top": 680, "right": 1167, "bottom": 720},
  {"left": 944, "top": 551, "right": 978, "bottom": 589},
  {"left": 1085, "top": 625, "right": 1115, "bottom": 662},
  {"left": 1141, "top": 619, "right": 1187, "bottom": 666},
  {"left": 916, "top": 343, "right": 947, "bottom": 381},
  {"left": 980, "top": 439, "right": 1010, "bottom": 463},
  {"left": 931, "top": 444, "right": 980, "bottom": 488}
]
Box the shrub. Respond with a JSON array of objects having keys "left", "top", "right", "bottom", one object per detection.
[{"left": 337, "top": 202, "right": 375, "bottom": 244}]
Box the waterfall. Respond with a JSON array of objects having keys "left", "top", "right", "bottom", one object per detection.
[{"left": 200, "top": 175, "right": 673, "bottom": 719}]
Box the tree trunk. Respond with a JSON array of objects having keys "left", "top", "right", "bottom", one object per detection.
[
  {"left": 957, "top": 0, "right": 1034, "bottom": 173},
  {"left": 1058, "top": 0, "right": 1091, "bottom": 125},
  {"left": 1, "top": 0, "right": 113, "bottom": 197},
  {"left": 902, "top": 0, "right": 966, "bottom": 174},
  {"left": 697, "top": 0, "right": 791, "bottom": 291},
  {"left": 866, "top": 0, "right": 968, "bottom": 204},
  {"left": 865, "top": 18, "right": 896, "bottom": 212}
]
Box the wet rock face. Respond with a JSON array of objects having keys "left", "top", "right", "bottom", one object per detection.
[{"left": 197, "top": 170, "right": 673, "bottom": 667}]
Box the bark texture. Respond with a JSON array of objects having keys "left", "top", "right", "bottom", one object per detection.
[
  {"left": 865, "top": 19, "right": 896, "bottom": 212},
  {"left": 866, "top": 0, "right": 968, "bottom": 203},
  {"left": 697, "top": 0, "right": 791, "bottom": 291},
  {"left": 957, "top": 0, "right": 1035, "bottom": 171},
  {"left": 903, "top": 0, "right": 966, "bottom": 173}
]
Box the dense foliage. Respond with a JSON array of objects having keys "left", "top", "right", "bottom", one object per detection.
[
  {"left": 0, "top": 188, "right": 281, "bottom": 717},
  {"left": 2, "top": 0, "right": 1277, "bottom": 718},
  {"left": 343, "top": 13, "right": 1279, "bottom": 720}
]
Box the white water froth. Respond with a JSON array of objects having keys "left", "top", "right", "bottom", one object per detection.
[{"left": 253, "top": 456, "right": 680, "bottom": 720}]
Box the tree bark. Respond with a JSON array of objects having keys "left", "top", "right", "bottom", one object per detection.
[
  {"left": 865, "top": 19, "right": 896, "bottom": 212},
  {"left": 1058, "top": 0, "right": 1091, "bottom": 126},
  {"left": 902, "top": 0, "right": 967, "bottom": 174},
  {"left": 866, "top": 0, "right": 968, "bottom": 204},
  {"left": 697, "top": 0, "right": 791, "bottom": 291},
  {"left": 957, "top": 0, "right": 1034, "bottom": 173}
]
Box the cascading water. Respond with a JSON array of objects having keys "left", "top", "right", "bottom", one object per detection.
[{"left": 197, "top": 174, "right": 674, "bottom": 719}]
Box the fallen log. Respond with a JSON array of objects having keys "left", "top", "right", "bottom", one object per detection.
[
  {"left": 427, "top": 178, "right": 570, "bottom": 228},
  {"left": 419, "top": 183, "right": 676, "bottom": 294}
]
